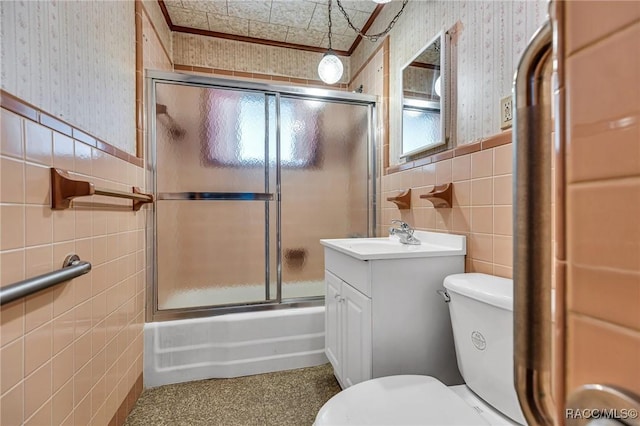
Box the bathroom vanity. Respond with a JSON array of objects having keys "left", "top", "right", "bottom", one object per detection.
[{"left": 320, "top": 231, "right": 466, "bottom": 389}]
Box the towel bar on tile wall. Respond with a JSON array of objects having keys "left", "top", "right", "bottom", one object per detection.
[
  {"left": 50, "top": 168, "right": 154, "bottom": 211},
  {"left": 0, "top": 254, "right": 91, "bottom": 306}
]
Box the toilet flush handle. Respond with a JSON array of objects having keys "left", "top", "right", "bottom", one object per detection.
[{"left": 436, "top": 289, "right": 450, "bottom": 303}]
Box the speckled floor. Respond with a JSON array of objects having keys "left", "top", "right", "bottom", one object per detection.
[{"left": 124, "top": 364, "right": 341, "bottom": 426}]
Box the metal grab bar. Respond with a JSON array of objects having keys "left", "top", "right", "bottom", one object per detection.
[
  {"left": 513, "top": 20, "right": 555, "bottom": 426},
  {"left": 51, "top": 168, "right": 154, "bottom": 211},
  {"left": 0, "top": 254, "right": 91, "bottom": 306}
]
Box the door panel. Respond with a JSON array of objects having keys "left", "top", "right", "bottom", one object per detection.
[
  {"left": 325, "top": 271, "right": 342, "bottom": 375},
  {"left": 342, "top": 283, "right": 372, "bottom": 387}
]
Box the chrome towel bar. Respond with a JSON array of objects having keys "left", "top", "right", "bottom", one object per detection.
[{"left": 0, "top": 254, "right": 92, "bottom": 306}]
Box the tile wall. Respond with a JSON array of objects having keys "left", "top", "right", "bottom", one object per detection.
[
  {"left": 561, "top": 1, "right": 640, "bottom": 397},
  {"left": 0, "top": 106, "right": 146, "bottom": 425}
]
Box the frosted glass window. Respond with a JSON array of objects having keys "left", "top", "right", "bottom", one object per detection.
[{"left": 204, "top": 91, "right": 318, "bottom": 167}]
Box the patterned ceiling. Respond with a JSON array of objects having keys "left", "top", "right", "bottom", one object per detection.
[{"left": 161, "top": 0, "right": 381, "bottom": 53}]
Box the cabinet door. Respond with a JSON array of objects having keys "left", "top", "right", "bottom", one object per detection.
[
  {"left": 341, "top": 283, "right": 372, "bottom": 388},
  {"left": 325, "top": 271, "right": 342, "bottom": 376}
]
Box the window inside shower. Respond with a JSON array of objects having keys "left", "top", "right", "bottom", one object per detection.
[{"left": 146, "top": 72, "right": 376, "bottom": 320}]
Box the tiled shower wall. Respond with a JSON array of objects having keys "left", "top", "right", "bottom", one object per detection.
[
  {"left": 0, "top": 106, "right": 146, "bottom": 425},
  {"left": 561, "top": 1, "right": 640, "bottom": 397}
]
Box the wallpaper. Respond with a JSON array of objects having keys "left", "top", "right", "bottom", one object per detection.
[
  {"left": 172, "top": 32, "right": 351, "bottom": 84},
  {"left": 0, "top": 0, "right": 136, "bottom": 153},
  {"left": 350, "top": 0, "right": 547, "bottom": 163},
  {"left": 142, "top": 0, "right": 172, "bottom": 59}
]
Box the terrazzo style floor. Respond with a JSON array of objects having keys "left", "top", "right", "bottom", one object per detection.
[{"left": 124, "top": 364, "right": 341, "bottom": 426}]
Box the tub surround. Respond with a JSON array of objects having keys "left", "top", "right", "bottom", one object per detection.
[{"left": 144, "top": 307, "right": 327, "bottom": 388}]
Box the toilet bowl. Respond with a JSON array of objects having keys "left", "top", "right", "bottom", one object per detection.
[{"left": 314, "top": 273, "right": 527, "bottom": 426}]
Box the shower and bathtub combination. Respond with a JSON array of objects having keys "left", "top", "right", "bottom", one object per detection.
[{"left": 143, "top": 71, "right": 378, "bottom": 387}]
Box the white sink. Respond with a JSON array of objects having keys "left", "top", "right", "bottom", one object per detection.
[{"left": 320, "top": 231, "right": 466, "bottom": 261}]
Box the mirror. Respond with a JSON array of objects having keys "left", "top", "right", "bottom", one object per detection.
[{"left": 401, "top": 32, "right": 449, "bottom": 158}]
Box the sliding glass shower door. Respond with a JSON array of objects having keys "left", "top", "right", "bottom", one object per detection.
[{"left": 148, "top": 72, "right": 375, "bottom": 318}]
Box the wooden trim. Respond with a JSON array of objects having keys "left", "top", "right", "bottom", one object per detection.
[
  {"left": 347, "top": 4, "right": 385, "bottom": 55},
  {"left": 1, "top": 90, "right": 143, "bottom": 167},
  {"left": 481, "top": 129, "right": 512, "bottom": 149},
  {"left": 419, "top": 183, "right": 452, "bottom": 208},
  {"left": 172, "top": 25, "right": 350, "bottom": 56},
  {"left": 108, "top": 374, "right": 143, "bottom": 426},
  {"left": 157, "top": 0, "right": 173, "bottom": 30},
  {"left": 387, "top": 189, "right": 411, "bottom": 210},
  {"left": 453, "top": 141, "right": 481, "bottom": 156},
  {"left": 0, "top": 91, "right": 38, "bottom": 121}
]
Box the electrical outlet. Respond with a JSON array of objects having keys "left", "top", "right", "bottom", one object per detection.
[{"left": 500, "top": 95, "right": 513, "bottom": 130}]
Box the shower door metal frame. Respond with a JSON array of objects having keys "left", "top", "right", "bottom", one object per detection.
[{"left": 145, "top": 70, "right": 378, "bottom": 322}]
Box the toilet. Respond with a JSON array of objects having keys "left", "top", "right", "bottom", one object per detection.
[{"left": 315, "top": 273, "right": 527, "bottom": 425}]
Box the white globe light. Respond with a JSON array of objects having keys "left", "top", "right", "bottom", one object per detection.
[
  {"left": 318, "top": 52, "right": 344, "bottom": 85},
  {"left": 372, "top": 0, "right": 392, "bottom": 3},
  {"left": 434, "top": 76, "right": 442, "bottom": 97}
]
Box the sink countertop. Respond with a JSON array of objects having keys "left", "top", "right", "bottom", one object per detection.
[{"left": 320, "top": 231, "right": 466, "bottom": 261}]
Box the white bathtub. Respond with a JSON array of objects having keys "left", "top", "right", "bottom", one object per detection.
[{"left": 144, "top": 306, "right": 327, "bottom": 388}]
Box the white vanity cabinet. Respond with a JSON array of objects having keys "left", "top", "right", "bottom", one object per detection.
[
  {"left": 325, "top": 270, "right": 372, "bottom": 388},
  {"left": 321, "top": 231, "right": 467, "bottom": 389}
]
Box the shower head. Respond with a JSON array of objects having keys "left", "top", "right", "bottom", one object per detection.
[{"left": 156, "top": 103, "right": 186, "bottom": 140}]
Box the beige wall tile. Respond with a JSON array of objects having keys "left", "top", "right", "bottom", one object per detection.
[
  {"left": 452, "top": 155, "right": 471, "bottom": 182},
  {"left": 471, "top": 206, "right": 493, "bottom": 234},
  {"left": 1, "top": 110, "right": 24, "bottom": 159},
  {"left": 471, "top": 177, "right": 493, "bottom": 206},
  {"left": 566, "top": 1, "right": 640, "bottom": 54},
  {"left": 52, "top": 379, "right": 74, "bottom": 426},
  {"left": 53, "top": 310, "right": 75, "bottom": 357},
  {"left": 493, "top": 235, "right": 513, "bottom": 268},
  {"left": 24, "top": 121, "right": 53, "bottom": 166},
  {"left": 25, "top": 289, "right": 53, "bottom": 333},
  {"left": 24, "top": 361, "right": 52, "bottom": 420},
  {"left": 0, "top": 299, "right": 24, "bottom": 346},
  {"left": 569, "top": 265, "right": 640, "bottom": 332},
  {"left": 1, "top": 204, "right": 25, "bottom": 250},
  {"left": 567, "top": 179, "right": 640, "bottom": 272},
  {"left": 471, "top": 150, "right": 493, "bottom": 179},
  {"left": 452, "top": 180, "right": 470, "bottom": 207},
  {"left": 25, "top": 163, "right": 51, "bottom": 205},
  {"left": 566, "top": 22, "right": 640, "bottom": 183},
  {"left": 494, "top": 205, "right": 513, "bottom": 236},
  {"left": 493, "top": 144, "right": 512, "bottom": 175},
  {"left": 493, "top": 174, "right": 512, "bottom": 205},
  {"left": 469, "top": 233, "right": 493, "bottom": 263},
  {"left": 53, "top": 133, "right": 75, "bottom": 172},
  {"left": 25, "top": 206, "right": 53, "bottom": 247},
  {"left": 1, "top": 249, "right": 25, "bottom": 289},
  {"left": 1, "top": 382, "right": 24, "bottom": 426},
  {"left": 24, "top": 321, "right": 52, "bottom": 377},
  {"left": 1, "top": 157, "right": 25, "bottom": 203},
  {"left": 436, "top": 159, "right": 452, "bottom": 185},
  {"left": 1, "top": 337, "right": 23, "bottom": 393},
  {"left": 493, "top": 265, "right": 513, "bottom": 279},
  {"left": 567, "top": 314, "right": 640, "bottom": 396}
]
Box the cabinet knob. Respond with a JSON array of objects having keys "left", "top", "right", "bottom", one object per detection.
[{"left": 335, "top": 294, "right": 341, "bottom": 300}]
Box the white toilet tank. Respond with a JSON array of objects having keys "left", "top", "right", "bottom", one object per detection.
[{"left": 443, "top": 273, "right": 526, "bottom": 425}]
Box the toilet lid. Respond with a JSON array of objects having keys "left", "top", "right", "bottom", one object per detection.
[{"left": 315, "top": 376, "right": 490, "bottom": 426}]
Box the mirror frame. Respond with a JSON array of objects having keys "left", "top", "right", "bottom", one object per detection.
[{"left": 400, "top": 30, "right": 450, "bottom": 159}]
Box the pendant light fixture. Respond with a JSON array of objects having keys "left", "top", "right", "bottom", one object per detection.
[
  {"left": 318, "top": 0, "right": 343, "bottom": 85},
  {"left": 318, "top": 0, "right": 409, "bottom": 83}
]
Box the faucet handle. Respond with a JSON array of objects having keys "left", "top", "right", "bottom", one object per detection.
[{"left": 391, "top": 220, "right": 412, "bottom": 231}]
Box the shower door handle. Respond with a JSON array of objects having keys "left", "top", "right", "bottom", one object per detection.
[
  {"left": 513, "top": 19, "right": 554, "bottom": 426},
  {"left": 157, "top": 192, "right": 274, "bottom": 201}
]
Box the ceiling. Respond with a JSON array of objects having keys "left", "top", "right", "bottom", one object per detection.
[{"left": 159, "top": 0, "right": 383, "bottom": 55}]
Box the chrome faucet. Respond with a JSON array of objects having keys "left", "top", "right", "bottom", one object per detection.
[{"left": 389, "top": 220, "right": 421, "bottom": 245}]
